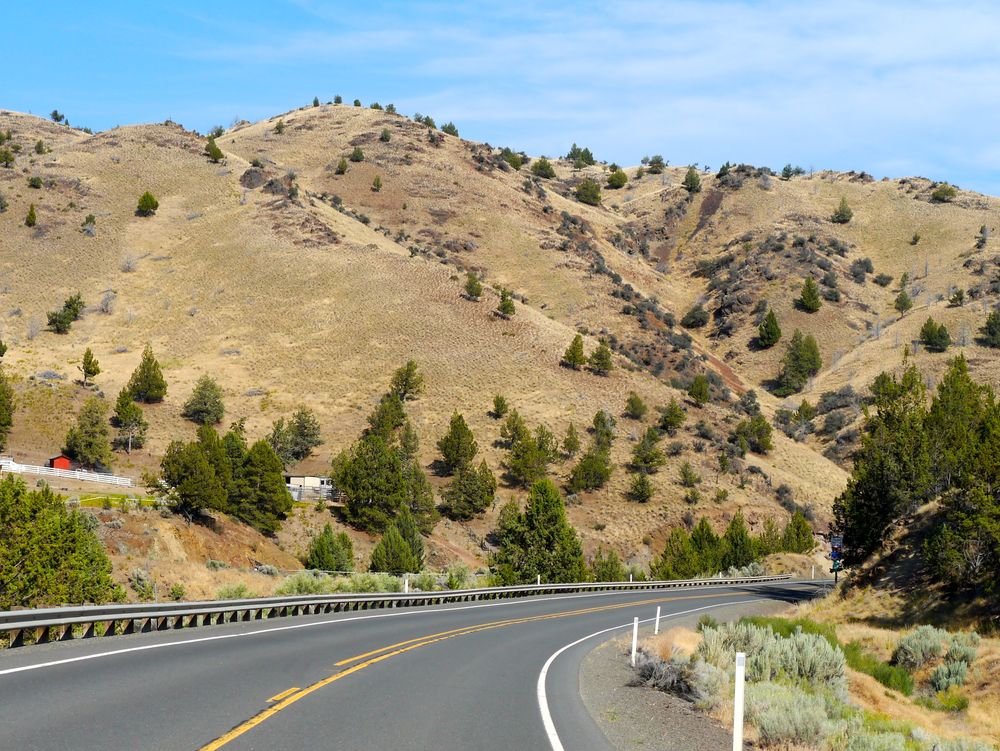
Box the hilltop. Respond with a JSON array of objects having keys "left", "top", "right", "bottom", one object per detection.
[{"left": 2, "top": 101, "right": 996, "bottom": 586}]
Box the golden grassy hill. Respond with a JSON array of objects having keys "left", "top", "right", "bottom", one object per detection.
[{"left": 22, "top": 103, "right": 991, "bottom": 581}]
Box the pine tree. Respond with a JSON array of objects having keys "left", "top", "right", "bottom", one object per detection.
[
  {"left": 25, "top": 204, "right": 37, "bottom": 227},
  {"left": 496, "top": 289, "right": 515, "bottom": 318},
  {"left": 234, "top": 441, "right": 293, "bottom": 535},
  {"left": 630, "top": 426, "right": 665, "bottom": 474},
  {"left": 679, "top": 461, "right": 701, "bottom": 488},
  {"left": 490, "top": 479, "right": 586, "bottom": 585},
  {"left": 65, "top": 398, "right": 113, "bottom": 470},
  {"left": 919, "top": 317, "right": 951, "bottom": 352},
  {"left": 781, "top": 512, "right": 814, "bottom": 554},
  {"left": 312, "top": 96, "right": 320, "bottom": 107},
  {"left": 690, "top": 517, "right": 722, "bottom": 574},
  {"left": 652, "top": 528, "right": 700, "bottom": 579},
  {"left": 366, "top": 392, "right": 406, "bottom": 439},
  {"left": 505, "top": 427, "right": 554, "bottom": 487},
  {"left": 980, "top": 309, "right": 1000, "bottom": 347},
  {"left": 463, "top": 272, "right": 483, "bottom": 300},
  {"left": 437, "top": 412, "right": 478, "bottom": 474},
  {"left": 499, "top": 409, "right": 529, "bottom": 448},
  {"left": 721, "top": 510, "right": 755, "bottom": 569},
  {"left": 441, "top": 460, "right": 496, "bottom": 520},
  {"left": 112, "top": 388, "right": 147, "bottom": 453},
  {"left": 562, "top": 423, "right": 581, "bottom": 457},
  {"left": 627, "top": 472, "right": 654, "bottom": 503},
  {"left": 182, "top": 375, "right": 225, "bottom": 425},
  {"left": 624, "top": 391, "right": 648, "bottom": 420},
  {"left": 305, "top": 523, "right": 341, "bottom": 570},
  {"left": 798, "top": 277, "right": 822, "bottom": 313},
  {"left": 394, "top": 505, "right": 425, "bottom": 569},
  {"left": 562, "top": 334, "right": 587, "bottom": 370},
  {"left": 757, "top": 309, "right": 782, "bottom": 348},
  {"left": 733, "top": 414, "right": 773, "bottom": 455},
  {"left": 369, "top": 525, "right": 418, "bottom": 574},
  {"left": 588, "top": 339, "right": 614, "bottom": 375},
  {"left": 79, "top": 347, "right": 100, "bottom": 386},
  {"left": 688, "top": 374, "right": 710, "bottom": 406},
  {"left": 591, "top": 410, "right": 616, "bottom": 453},
  {"left": 657, "top": 398, "right": 686, "bottom": 435},
  {"left": 390, "top": 360, "right": 424, "bottom": 401},
  {"left": 491, "top": 394, "right": 509, "bottom": 419},
  {"left": 136, "top": 191, "right": 159, "bottom": 216},
  {"left": 895, "top": 290, "right": 913, "bottom": 315},
  {"left": 0, "top": 367, "right": 14, "bottom": 451},
  {"left": 204, "top": 136, "right": 224, "bottom": 163},
  {"left": 775, "top": 329, "right": 822, "bottom": 395},
  {"left": 831, "top": 196, "right": 853, "bottom": 224},
  {"left": 682, "top": 166, "right": 702, "bottom": 193},
  {"left": 590, "top": 548, "right": 627, "bottom": 581}
]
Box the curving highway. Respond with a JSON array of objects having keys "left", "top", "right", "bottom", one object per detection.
[{"left": 0, "top": 582, "right": 819, "bottom": 751}]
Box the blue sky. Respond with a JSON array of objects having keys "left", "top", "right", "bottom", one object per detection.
[{"left": 7, "top": 1, "right": 1000, "bottom": 193}]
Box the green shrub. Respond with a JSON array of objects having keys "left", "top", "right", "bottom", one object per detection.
[
  {"left": 893, "top": 625, "right": 947, "bottom": 668},
  {"left": 136, "top": 191, "right": 159, "bottom": 216},
  {"left": 930, "top": 661, "right": 967, "bottom": 692},
  {"left": 745, "top": 682, "right": 830, "bottom": 747},
  {"left": 697, "top": 614, "right": 718, "bottom": 632},
  {"left": 27, "top": 176, "right": 42, "bottom": 189},
  {"left": 206, "top": 559, "right": 228, "bottom": 570},
  {"left": 169, "top": 583, "right": 186, "bottom": 601},
  {"left": 274, "top": 570, "right": 335, "bottom": 595},
  {"left": 349, "top": 147, "right": 364, "bottom": 162},
  {"left": 216, "top": 583, "right": 254, "bottom": 600},
  {"left": 446, "top": 564, "right": 470, "bottom": 590},
  {"left": 842, "top": 642, "right": 914, "bottom": 695},
  {"left": 931, "top": 183, "right": 957, "bottom": 203},
  {"left": 844, "top": 729, "right": 908, "bottom": 751},
  {"left": 412, "top": 571, "right": 438, "bottom": 592},
  {"left": 575, "top": 179, "right": 601, "bottom": 206}
]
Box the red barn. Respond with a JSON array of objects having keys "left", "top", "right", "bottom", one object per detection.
[{"left": 48, "top": 454, "right": 72, "bottom": 470}]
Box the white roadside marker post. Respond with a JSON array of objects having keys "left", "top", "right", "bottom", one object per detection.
[
  {"left": 537, "top": 574, "right": 541, "bottom": 586},
  {"left": 811, "top": 565, "right": 815, "bottom": 580},
  {"left": 629, "top": 573, "right": 633, "bottom": 583},
  {"left": 733, "top": 652, "right": 746, "bottom": 751},
  {"left": 654, "top": 606, "right": 661, "bottom": 635},
  {"left": 404, "top": 575, "right": 409, "bottom": 594},
  {"left": 630, "top": 617, "right": 639, "bottom": 667}
]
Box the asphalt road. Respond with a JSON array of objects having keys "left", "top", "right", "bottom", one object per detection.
[{"left": 0, "top": 582, "right": 819, "bottom": 751}]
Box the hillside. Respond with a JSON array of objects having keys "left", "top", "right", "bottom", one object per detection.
[{"left": 4, "top": 102, "right": 997, "bottom": 585}]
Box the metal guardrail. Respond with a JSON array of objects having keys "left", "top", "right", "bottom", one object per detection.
[
  {"left": 0, "top": 457, "right": 134, "bottom": 487},
  {"left": 0, "top": 575, "right": 793, "bottom": 648}
]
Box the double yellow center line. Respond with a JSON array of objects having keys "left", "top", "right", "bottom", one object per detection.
[{"left": 198, "top": 591, "right": 732, "bottom": 750}]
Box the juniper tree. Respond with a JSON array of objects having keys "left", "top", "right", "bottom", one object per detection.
[
  {"left": 79, "top": 347, "right": 100, "bottom": 386},
  {"left": 630, "top": 426, "right": 666, "bottom": 474},
  {"left": 562, "top": 334, "right": 586, "bottom": 370},
  {"left": 567, "top": 449, "right": 612, "bottom": 492},
  {"left": 491, "top": 394, "right": 509, "bottom": 419},
  {"left": 678, "top": 461, "right": 700, "bottom": 488},
  {"left": 204, "top": 136, "right": 224, "bottom": 163},
  {"left": 464, "top": 272, "right": 483, "bottom": 300},
  {"left": 627, "top": 473, "right": 654, "bottom": 503},
  {"left": 980, "top": 309, "right": 1000, "bottom": 347},
  {"left": 681, "top": 304, "right": 709, "bottom": 328},
  {"left": 372, "top": 176, "right": 382, "bottom": 192},
  {"left": 268, "top": 408, "right": 323, "bottom": 465},
  {"left": 591, "top": 410, "right": 616, "bottom": 453},
  {"left": 127, "top": 344, "right": 167, "bottom": 402},
  {"left": 441, "top": 460, "right": 497, "bottom": 520},
  {"left": 588, "top": 339, "right": 614, "bottom": 375},
  {"left": 606, "top": 169, "right": 628, "bottom": 189},
  {"left": 775, "top": 329, "right": 821, "bottom": 395},
  {"left": 366, "top": 392, "right": 406, "bottom": 440},
  {"left": 369, "top": 524, "right": 418, "bottom": 574},
  {"left": 65, "top": 398, "right": 113, "bottom": 470},
  {"left": 688, "top": 374, "right": 710, "bottom": 406},
  {"left": 781, "top": 512, "right": 814, "bottom": 553},
  {"left": 721, "top": 510, "right": 755, "bottom": 569},
  {"left": 895, "top": 290, "right": 913, "bottom": 315},
  {"left": 646, "top": 155, "right": 665, "bottom": 174},
  {"left": 798, "top": 277, "right": 822, "bottom": 312},
  {"left": 920, "top": 317, "right": 951, "bottom": 352},
  {"left": 136, "top": 192, "right": 159, "bottom": 216},
  {"left": 496, "top": 289, "right": 515, "bottom": 318},
  {"left": 575, "top": 179, "right": 601, "bottom": 206},
  {"left": 305, "top": 524, "right": 354, "bottom": 571},
  {"left": 652, "top": 528, "right": 700, "bottom": 579},
  {"left": 624, "top": 391, "right": 648, "bottom": 420},
  {"left": 441, "top": 122, "right": 459, "bottom": 137},
  {"left": 335, "top": 158, "right": 348, "bottom": 175},
  {"left": 531, "top": 157, "right": 555, "bottom": 179},
  {"left": 658, "top": 398, "right": 686, "bottom": 435},
  {"left": 380, "top": 128, "right": 391, "bottom": 142},
  {"left": 682, "top": 167, "right": 702, "bottom": 193},
  {"left": 234, "top": 441, "right": 294, "bottom": 535},
  {"left": 831, "top": 196, "right": 853, "bottom": 223},
  {"left": 112, "top": 389, "right": 147, "bottom": 453},
  {"left": 590, "top": 548, "right": 627, "bottom": 581},
  {"left": 390, "top": 360, "right": 424, "bottom": 402},
  {"left": 182, "top": 375, "right": 225, "bottom": 425},
  {"left": 274, "top": 119, "right": 285, "bottom": 134},
  {"left": 436, "top": 412, "right": 478, "bottom": 474},
  {"left": 733, "top": 413, "right": 773, "bottom": 455},
  {"left": 349, "top": 147, "right": 364, "bottom": 162},
  {"left": 562, "top": 423, "right": 581, "bottom": 457},
  {"left": 0, "top": 367, "right": 14, "bottom": 451},
  {"left": 25, "top": 204, "right": 36, "bottom": 227},
  {"left": 757, "top": 309, "right": 781, "bottom": 348}
]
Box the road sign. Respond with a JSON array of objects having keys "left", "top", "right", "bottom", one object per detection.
[
  {"left": 831, "top": 535, "right": 844, "bottom": 548},
  {"left": 830, "top": 550, "right": 842, "bottom": 560}
]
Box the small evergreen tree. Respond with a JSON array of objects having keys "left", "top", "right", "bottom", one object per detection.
[
  {"left": 757, "top": 309, "right": 781, "bottom": 348},
  {"left": 591, "top": 410, "right": 616, "bottom": 453},
  {"left": 380, "top": 128, "right": 391, "bottom": 142},
  {"left": 606, "top": 169, "right": 628, "bottom": 189},
  {"left": 369, "top": 525, "right": 418, "bottom": 574},
  {"left": 630, "top": 426, "right": 666, "bottom": 474},
  {"left": 235, "top": 441, "right": 293, "bottom": 535},
  {"left": 682, "top": 167, "right": 702, "bottom": 193},
  {"left": 979, "top": 309, "right": 1000, "bottom": 348},
  {"left": 463, "top": 272, "right": 483, "bottom": 300},
  {"left": 113, "top": 389, "right": 147, "bottom": 453},
  {"left": 562, "top": 334, "right": 587, "bottom": 370},
  {"left": 588, "top": 339, "right": 614, "bottom": 375},
  {"left": 652, "top": 528, "right": 700, "bottom": 579},
  {"left": 680, "top": 304, "right": 709, "bottom": 328},
  {"left": 590, "top": 548, "right": 627, "bottom": 581},
  {"left": 274, "top": 119, "right": 285, "bottom": 134},
  {"left": 733, "top": 413, "right": 774, "bottom": 455},
  {"left": 204, "top": 137, "right": 224, "bottom": 163},
  {"left": 334, "top": 95, "right": 343, "bottom": 104},
  {"left": 688, "top": 374, "right": 710, "bottom": 406},
  {"left": 627, "top": 473, "right": 654, "bottom": 503},
  {"left": 920, "top": 317, "right": 951, "bottom": 352},
  {"left": 79, "top": 347, "right": 100, "bottom": 386},
  {"left": 624, "top": 391, "right": 648, "bottom": 420},
  {"left": 562, "top": 423, "right": 581, "bottom": 457},
  {"left": 575, "top": 179, "right": 601, "bottom": 206},
  {"left": 136, "top": 191, "right": 159, "bottom": 217},
  {"left": 268, "top": 408, "right": 323, "bottom": 465},
  {"left": 496, "top": 288, "right": 516, "bottom": 318},
  {"left": 722, "top": 510, "right": 755, "bottom": 569},
  {"left": 25, "top": 204, "right": 36, "bottom": 227},
  {"left": 781, "top": 512, "right": 814, "bottom": 554},
  {"left": 831, "top": 196, "right": 853, "bottom": 223},
  {"left": 395, "top": 505, "right": 425, "bottom": 569},
  {"left": 335, "top": 158, "right": 349, "bottom": 175},
  {"left": 798, "top": 277, "right": 822, "bottom": 312},
  {"left": 182, "top": 375, "right": 225, "bottom": 425},
  {"left": 305, "top": 523, "right": 354, "bottom": 571},
  {"left": 390, "top": 360, "right": 424, "bottom": 401},
  {"left": 372, "top": 175, "right": 382, "bottom": 192},
  {"left": 437, "top": 412, "right": 478, "bottom": 474},
  {"left": 441, "top": 460, "right": 496, "bottom": 520},
  {"left": 441, "top": 122, "right": 459, "bottom": 137},
  {"left": 127, "top": 344, "right": 167, "bottom": 402},
  {"left": 0, "top": 368, "right": 15, "bottom": 451},
  {"left": 531, "top": 157, "right": 556, "bottom": 179},
  {"left": 678, "top": 461, "right": 700, "bottom": 487},
  {"left": 491, "top": 394, "right": 509, "bottom": 419},
  {"left": 349, "top": 147, "right": 364, "bottom": 162},
  {"left": 775, "top": 329, "right": 822, "bottom": 395},
  {"left": 568, "top": 449, "right": 612, "bottom": 492},
  {"left": 895, "top": 290, "right": 913, "bottom": 315},
  {"left": 646, "top": 155, "right": 666, "bottom": 174},
  {"left": 657, "top": 398, "right": 686, "bottom": 435},
  {"left": 65, "top": 398, "right": 113, "bottom": 470}
]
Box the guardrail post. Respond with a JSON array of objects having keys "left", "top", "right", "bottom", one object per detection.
[
  {"left": 630, "top": 616, "right": 639, "bottom": 667},
  {"left": 733, "top": 652, "right": 746, "bottom": 751}
]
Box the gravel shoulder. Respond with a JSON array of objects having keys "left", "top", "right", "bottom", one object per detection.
[{"left": 578, "top": 599, "right": 792, "bottom": 751}]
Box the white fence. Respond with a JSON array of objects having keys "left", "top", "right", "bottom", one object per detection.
[{"left": 0, "top": 457, "right": 133, "bottom": 487}]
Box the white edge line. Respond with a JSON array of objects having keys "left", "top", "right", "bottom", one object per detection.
[
  {"left": 0, "top": 586, "right": 771, "bottom": 677},
  {"left": 536, "top": 598, "right": 761, "bottom": 751}
]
